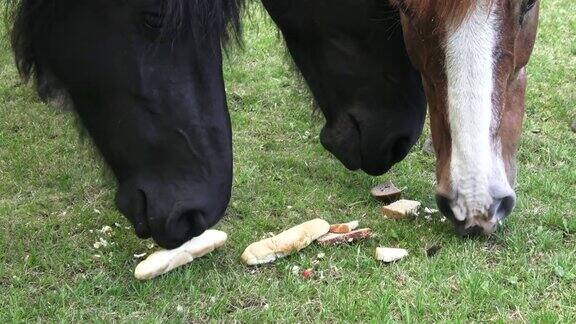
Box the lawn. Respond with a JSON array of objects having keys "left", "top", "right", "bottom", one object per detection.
[{"left": 1, "top": 1, "right": 575, "bottom": 322}]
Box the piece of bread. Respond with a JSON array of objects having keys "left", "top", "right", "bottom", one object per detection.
[
  {"left": 329, "top": 220, "right": 359, "bottom": 234},
  {"left": 382, "top": 199, "right": 421, "bottom": 219},
  {"left": 317, "top": 228, "right": 373, "bottom": 245},
  {"left": 134, "top": 230, "right": 227, "bottom": 280},
  {"left": 241, "top": 218, "right": 330, "bottom": 265},
  {"left": 375, "top": 247, "right": 409, "bottom": 263},
  {"left": 370, "top": 181, "right": 402, "bottom": 203}
]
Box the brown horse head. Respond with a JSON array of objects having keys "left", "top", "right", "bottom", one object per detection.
[{"left": 393, "top": 0, "right": 539, "bottom": 235}]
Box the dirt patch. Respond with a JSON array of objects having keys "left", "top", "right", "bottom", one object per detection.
[{"left": 226, "top": 296, "right": 269, "bottom": 313}]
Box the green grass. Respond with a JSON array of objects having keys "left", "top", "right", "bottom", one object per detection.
[{"left": 1, "top": 2, "right": 575, "bottom": 322}]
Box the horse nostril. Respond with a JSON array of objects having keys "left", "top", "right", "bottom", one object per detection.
[
  {"left": 163, "top": 208, "right": 208, "bottom": 249},
  {"left": 115, "top": 186, "right": 151, "bottom": 239},
  {"left": 436, "top": 194, "right": 486, "bottom": 236},
  {"left": 133, "top": 189, "right": 151, "bottom": 238},
  {"left": 489, "top": 194, "right": 516, "bottom": 220},
  {"left": 390, "top": 136, "right": 411, "bottom": 164},
  {"left": 435, "top": 194, "right": 456, "bottom": 220}
]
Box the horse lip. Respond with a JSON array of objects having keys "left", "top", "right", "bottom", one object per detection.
[{"left": 361, "top": 163, "right": 392, "bottom": 176}]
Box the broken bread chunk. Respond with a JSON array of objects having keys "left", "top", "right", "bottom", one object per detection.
[
  {"left": 382, "top": 199, "right": 421, "bottom": 219},
  {"left": 134, "top": 230, "right": 227, "bottom": 280},
  {"left": 370, "top": 181, "right": 402, "bottom": 203},
  {"left": 241, "top": 218, "right": 330, "bottom": 266},
  {"left": 329, "top": 220, "right": 359, "bottom": 234},
  {"left": 375, "top": 247, "right": 409, "bottom": 263},
  {"left": 317, "top": 228, "right": 373, "bottom": 245}
]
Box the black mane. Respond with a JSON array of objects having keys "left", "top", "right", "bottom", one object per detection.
[
  {"left": 161, "top": 0, "right": 244, "bottom": 45},
  {"left": 6, "top": 0, "right": 244, "bottom": 100}
]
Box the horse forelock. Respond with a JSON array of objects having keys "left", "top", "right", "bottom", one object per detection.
[
  {"left": 392, "top": 0, "right": 496, "bottom": 29},
  {"left": 161, "top": 0, "right": 244, "bottom": 44},
  {"left": 6, "top": 0, "right": 244, "bottom": 102}
]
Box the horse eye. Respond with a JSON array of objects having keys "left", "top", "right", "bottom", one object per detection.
[
  {"left": 142, "top": 12, "right": 164, "bottom": 29},
  {"left": 519, "top": 0, "right": 536, "bottom": 24},
  {"left": 522, "top": 0, "right": 537, "bottom": 15}
]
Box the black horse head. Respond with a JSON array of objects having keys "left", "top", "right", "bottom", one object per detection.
[
  {"left": 262, "top": 0, "right": 427, "bottom": 175},
  {"left": 9, "top": 0, "right": 243, "bottom": 248}
]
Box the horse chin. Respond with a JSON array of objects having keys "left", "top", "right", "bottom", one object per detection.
[{"left": 361, "top": 164, "right": 392, "bottom": 177}]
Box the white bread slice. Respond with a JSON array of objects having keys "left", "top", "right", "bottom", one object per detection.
[
  {"left": 382, "top": 199, "right": 421, "bottom": 219},
  {"left": 375, "top": 247, "right": 409, "bottom": 263},
  {"left": 241, "top": 218, "right": 330, "bottom": 265},
  {"left": 134, "top": 230, "right": 227, "bottom": 280}
]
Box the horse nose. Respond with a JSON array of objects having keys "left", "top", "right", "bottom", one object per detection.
[
  {"left": 154, "top": 206, "right": 209, "bottom": 249},
  {"left": 359, "top": 135, "right": 411, "bottom": 176},
  {"left": 435, "top": 193, "right": 516, "bottom": 236},
  {"left": 387, "top": 135, "right": 412, "bottom": 165},
  {"left": 116, "top": 184, "right": 213, "bottom": 248},
  {"left": 319, "top": 114, "right": 362, "bottom": 171}
]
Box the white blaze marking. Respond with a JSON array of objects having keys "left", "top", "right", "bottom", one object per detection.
[{"left": 445, "top": 2, "right": 505, "bottom": 221}]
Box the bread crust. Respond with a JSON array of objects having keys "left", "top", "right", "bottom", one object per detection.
[
  {"left": 241, "top": 218, "right": 330, "bottom": 265},
  {"left": 371, "top": 181, "right": 402, "bottom": 203},
  {"left": 317, "top": 228, "right": 373, "bottom": 245},
  {"left": 329, "top": 220, "right": 360, "bottom": 234},
  {"left": 134, "top": 230, "right": 228, "bottom": 280}
]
